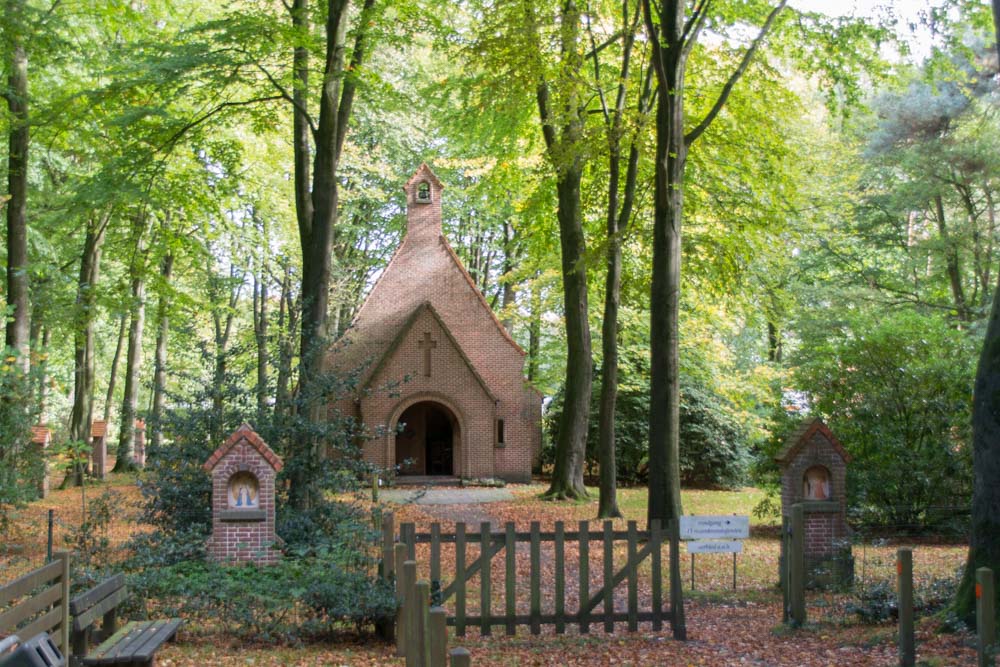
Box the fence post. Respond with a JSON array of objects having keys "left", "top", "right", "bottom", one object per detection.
[
  {"left": 789, "top": 504, "right": 806, "bottom": 627},
  {"left": 55, "top": 550, "right": 70, "bottom": 653},
  {"left": 449, "top": 647, "right": 471, "bottom": 667},
  {"left": 47, "top": 509, "right": 54, "bottom": 563},
  {"left": 429, "top": 606, "right": 447, "bottom": 667},
  {"left": 395, "top": 543, "right": 408, "bottom": 657},
  {"left": 780, "top": 514, "right": 789, "bottom": 623},
  {"left": 404, "top": 560, "right": 417, "bottom": 665},
  {"left": 897, "top": 548, "right": 914, "bottom": 667},
  {"left": 376, "top": 513, "right": 395, "bottom": 641},
  {"left": 416, "top": 580, "right": 432, "bottom": 667},
  {"left": 978, "top": 567, "right": 996, "bottom": 667},
  {"left": 668, "top": 518, "right": 687, "bottom": 640}
]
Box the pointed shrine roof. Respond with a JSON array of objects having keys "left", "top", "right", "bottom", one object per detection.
[
  {"left": 403, "top": 162, "right": 444, "bottom": 192},
  {"left": 774, "top": 417, "right": 851, "bottom": 465},
  {"left": 203, "top": 423, "right": 284, "bottom": 472}
]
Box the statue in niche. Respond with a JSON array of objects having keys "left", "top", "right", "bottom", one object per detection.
[
  {"left": 803, "top": 465, "right": 831, "bottom": 500},
  {"left": 228, "top": 472, "right": 259, "bottom": 509}
]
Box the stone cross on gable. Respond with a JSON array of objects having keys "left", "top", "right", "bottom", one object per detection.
[{"left": 417, "top": 331, "right": 437, "bottom": 377}]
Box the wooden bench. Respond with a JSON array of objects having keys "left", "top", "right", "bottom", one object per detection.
[{"left": 68, "top": 574, "right": 180, "bottom": 667}]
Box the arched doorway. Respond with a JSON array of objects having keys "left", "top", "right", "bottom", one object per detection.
[{"left": 395, "top": 401, "right": 457, "bottom": 476}]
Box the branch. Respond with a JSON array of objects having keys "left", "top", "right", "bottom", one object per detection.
[
  {"left": 254, "top": 62, "right": 316, "bottom": 134},
  {"left": 158, "top": 95, "right": 284, "bottom": 152},
  {"left": 584, "top": 29, "right": 623, "bottom": 60},
  {"left": 680, "top": 0, "right": 712, "bottom": 58},
  {"left": 641, "top": 0, "right": 668, "bottom": 93},
  {"left": 336, "top": 0, "right": 376, "bottom": 157},
  {"left": 685, "top": 0, "right": 787, "bottom": 146},
  {"left": 586, "top": 4, "right": 611, "bottom": 126}
]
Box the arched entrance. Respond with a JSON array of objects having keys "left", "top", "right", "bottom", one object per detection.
[{"left": 395, "top": 401, "right": 458, "bottom": 476}]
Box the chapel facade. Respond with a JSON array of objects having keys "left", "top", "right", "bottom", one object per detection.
[{"left": 326, "top": 164, "right": 541, "bottom": 482}]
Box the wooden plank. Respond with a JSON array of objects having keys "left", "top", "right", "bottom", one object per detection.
[
  {"left": 603, "top": 521, "right": 614, "bottom": 633},
  {"left": 579, "top": 520, "right": 589, "bottom": 634},
  {"left": 480, "top": 522, "right": 491, "bottom": 637},
  {"left": 72, "top": 586, "right": 127, "bottom": 633},
  {"left": 14, "top": 606, "right": 62, "bottom": 648},
  {"left": 897, "top": 548, "right": 914, "bottom": 667},
  {"left": 530, "top": 521, "right": 540, "bottom": 635},
  {"left": 627, "top": 521, "right": 638, "bottom": 632},
  {"left": 447, "top": 610, "right": 673, "bottom": 627},
  {"left": 404, "top": 561, "right": 418, "bottom": 666},
  {"left": 669, "top": 518, "right": 687, "bottom": 640},
  {"left": 404, "top": 523, "right": 417, "bottom": 561},
  {"left": 0, "top": 583, "right": 61, "bottom": 631},
  {"left": 56, "top": 551, "right": 70, "bottom": 652},
  {"left": 69, "top": 574, "right": 125, "bottom": 616},
  {"left": 416, "top": 581, "right": 431, "bottom": 667},
  {"left": 650, "top": 519, "right": 663, "bottom": 632},
  {"left": 439, "top": 540, "right": 505, "bottom": 603},
  {"left": 554, "top": 521, "right": 565, "bottom": 634},
  {"left": 449, "top": 647, "right": 471, "bottom": 667},
  {"left": 429, "top": 607, "right": 447, "bottom": 667},
  {"left": 0, "top": 560, "right": 62, "bottom": 607},
  {"left": 455, "top": 522, "right": 466, "bottom": 637},
  {"left": 410, "top": 529, "right": 647, "bottom": 543},
  {"left": 128, "top": 619, "right": 181, "bottom": 660},
  {"left": 87, "top": 619, "right": 181, "bottom": 663},
  {"left": 505, "top": 522, "right": 516, "bottom": 636},
  {"left": 789, "top": 505, "right": 806, "bottom": 627},
  {"left": 580, "top": 541, "right": 654, "bottom": 617},
  {"left": 395, "top": 543, "right": 407, "bottom": 658},
  {"left": 431, "top": 523, "right": 441, "bottom": 597}
]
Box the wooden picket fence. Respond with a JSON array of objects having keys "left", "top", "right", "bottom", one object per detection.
[{"left": 376, "top": 513, "right": 683, "bottom": 640}]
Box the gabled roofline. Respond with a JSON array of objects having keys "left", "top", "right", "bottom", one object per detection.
[
  {"left": 203, "top": 423, "right": 285, "bottom": 472},
  {"left": 439, "top": 236, "right": 526, "bottom": 356},
  {"left": 404, "top": 163, "right": 444, "bottom": 192},
  {"left": 363, "top": 301, "right": 498, "bottom": 402},
  {"left": 775, "top": 417, "right": 851, "bottom": 465}
]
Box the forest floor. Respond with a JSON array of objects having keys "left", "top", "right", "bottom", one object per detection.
[{"left": 1, "top": 477, "right": 977, "bottom": 666}]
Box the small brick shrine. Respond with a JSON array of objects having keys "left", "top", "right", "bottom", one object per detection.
[
  {"left": 776, "top": 418, "right": 853, "bottom": 587},
  {"left": 90, "top": 420, "right": 108, "bottom": 479},
  {"left": 204, "top": 424, "right": 283, "bottom": 564},
  {"left": 30, "top": 424, "right": 50, "bottom": 498}
]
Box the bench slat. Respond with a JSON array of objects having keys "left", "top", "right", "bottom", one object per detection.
[
  {"left": 82, "top": 619, "right": 180, "bottom": 665},
  {"left": 72, "top": 587, "right": 127, "bottom": 633},
  {"left": 122, "top": 619, "right": 181, "bottom": 662},
  {"left": 0, "top": 583, "right": 61, "bottom": 632},
  {"left": 15, "top": 605, "right": 63, "bottom": 645},
  {"left": 69, "top": 574, "right": 125, "bottom": 616},
  {"left": 0, "top": 561, "right": 63, "bottom": 607}
]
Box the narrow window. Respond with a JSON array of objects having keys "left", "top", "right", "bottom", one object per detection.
[
  {"left": 497, "top": 418, "right": 505, "bottom": 445},
  {"left": 416, "top": 181, "right": 431, "bottom": 203}
]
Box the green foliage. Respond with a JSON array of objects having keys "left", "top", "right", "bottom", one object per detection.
[
  {"left": 0, "top": 354, "right": 42, "bottom": 540},
  {"left": 127, "top": 558, "right": 395, "bottom": 641},
  {"left": 65, "top": 489, "right": 126, "bottom": 587},
  {"left": 544, "top": 347, "right": 753, "bottom": 489},
  {"left": 794, "top": 309, "right": 975, "bottom": 527}
]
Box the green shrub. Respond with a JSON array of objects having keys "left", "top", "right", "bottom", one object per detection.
[
  {"left": 0, "top": 353, "right": 42, "bottom": 540},
  {"left": 544, "top": 354, "right": 752, "bottom": 488}
]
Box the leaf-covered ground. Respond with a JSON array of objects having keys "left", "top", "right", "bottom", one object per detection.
[{"left": 2, "top": 478, "right": 977, "bottom": 665}]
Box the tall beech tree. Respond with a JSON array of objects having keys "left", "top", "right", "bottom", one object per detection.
[
  {"left": 953, "top": 0, "right": 1000, "bottom": 625},
  {"left": 289, "top": 0, "right": 376, "bottom": 508},
  {"left": 4, "top": 0, "right": 30, "bottom": 368},
  {"left": 641, "top": 0, "right": 786, "bottom": 524}
]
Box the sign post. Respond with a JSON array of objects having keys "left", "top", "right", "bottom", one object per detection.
[{"left": 680, "top": 515, "right": 749, "bottom": 591}]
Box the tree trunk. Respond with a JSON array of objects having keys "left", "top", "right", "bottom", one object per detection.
[
  {"left": 275, "top": 263, "right": 297, "bottom": 417},
  {"left": 935, "top": 194, "right": 971, "bottom": 322},
  {"left": 953, "top": 0, "right": 1000, "bottom": 624},
  {"left": 35, "top": 325, "right": 49, "bottom": 418},
  {"left": 151, "top": 253, "right": 173, "bottom": 450},
  {"left": 501, "top": 220, "right": 516, "bottom": 332},
  {"left": 210, "top": 265, "right": 241, "bottom": 443},
  {"left": 65, "top": 217, "right": 107, "bottom": 487},
  {"left": 103, "top": 312, "right": 127, "bottom": 424},
  {"left": 4, "top": 0, "right": 30, "bottom": 369},
  {"left": 253, "top": 268, "right": 269, "bottom": 418},
  {"left": 114, "top": 216, "right": 151, "bottom": 472},
  {"left": 528, "top": 277, "right": 541, "bottom": 383},
  {"left": 953, "top": 265, "right": 1000, "bottom": 623},
  {"left": 291, "top": 0, "right": 375, "bottom": 509}
]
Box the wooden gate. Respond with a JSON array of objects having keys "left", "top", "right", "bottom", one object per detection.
[{"left": 388, "top": 518, "right": 683, "bottom": 638}]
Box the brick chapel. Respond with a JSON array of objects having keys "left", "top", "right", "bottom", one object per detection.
[{"left": 326, "top": 164, "right": 541, "bottom": 482}]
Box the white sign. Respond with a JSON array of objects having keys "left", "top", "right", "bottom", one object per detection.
[
  {"left": 686, "top": 540, "right": 744, "bottom": 554},
  {"left": 679, "top": 515, "right": 749, "bottom": 540}
]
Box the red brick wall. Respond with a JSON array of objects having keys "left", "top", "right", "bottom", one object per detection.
[
  {"left": 206, "top": 439, "right": 280, "bottom": 564},
  {"left": 331, "top": 165, "right": 540, "bottom": 482}
]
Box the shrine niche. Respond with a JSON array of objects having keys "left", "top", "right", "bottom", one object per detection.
[
  {"left": 203, "top": 424, "right": 283, "bottom": 564},
  {"left": 776, "top": 418, "right": 853, "bottom": 588}
]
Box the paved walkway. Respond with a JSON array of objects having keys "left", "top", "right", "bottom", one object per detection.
[{"left": 379, "top": 487, "right": 513, "bottom": 505}]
